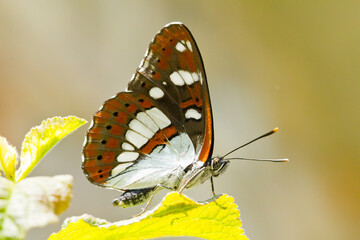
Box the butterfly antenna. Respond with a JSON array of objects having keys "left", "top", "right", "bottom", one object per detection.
[
  {"left": 221, "top": 127, "right": 280, "bottom": 158},
  {"left": 225, "top": 157, "right": 289, "bottom": 162}
]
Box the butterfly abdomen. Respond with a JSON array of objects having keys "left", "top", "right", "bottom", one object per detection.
[{"left": 113, "top": 187, "right": 155, "bottom": 208}]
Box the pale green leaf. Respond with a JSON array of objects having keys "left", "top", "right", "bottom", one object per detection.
[
  {"left": 0, "top": 136, "right": 18, "bottom": 181},
  {"left": 15, "top": 116, "right": 86, "bottom": 182},
  {"left": 0, "top": 175, "right": 73, "bottom": 240},
  {"left": 49, "top": 192, "right": 248, "bottom": 240}
]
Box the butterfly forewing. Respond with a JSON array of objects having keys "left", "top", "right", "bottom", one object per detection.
[
  {"left": 128, "top": 23, "right": 214, "bottom": 160},
  {"left": 82, "top": 23, "right": 214, "bottom": 191}
]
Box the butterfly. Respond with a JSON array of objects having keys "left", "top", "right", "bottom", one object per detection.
[{"left": 82, "top": 22, "right": 287, "bottom": 213}]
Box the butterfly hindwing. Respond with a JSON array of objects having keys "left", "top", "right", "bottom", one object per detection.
[{"left": 83, "top": 91, "right": 184, "bottom": 186}]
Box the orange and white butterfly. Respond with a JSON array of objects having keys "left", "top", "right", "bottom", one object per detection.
[{"left": 82, "top": 22, "right": 287, "bottom": 212}]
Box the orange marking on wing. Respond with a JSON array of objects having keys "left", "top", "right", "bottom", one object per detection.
[
  {"left": 106, "top": 138, "right": 119, "bottom": 148},
  {"left": 117, "top": 93, "right": 134, "bottom": 102},
  {"left": 164, "top": 47, "right": 173, "bottom": 59},
  {"left": 102, "top": 151, "right": 116, "bottom": 164},
  {"left": 140, "top": 139, "right": 160, "bottom": 155},
  {"left": 104, "top": 100, "right": 121, "bottom": 112},
  {"left": 198, "top": 102, "right": 213, "bottom": 163},
  {"left": 161, "top": 28, "right": 177, "bottom": 45},
  {"left": 83, "top": 159, "right": 98, "bottom": 168},
  {"left": 156, "top": 34, "right": 166, "bottom": 44},
  {"left": 85, "top": 143, "right": 98, "bottom": 150},
  {"left": 83, "top": 143, "right": 101, "bottom": 159},
  {"left": 83, "top": 149, "right": 98, "bottom": 158},
  {"left": 180, "top": 51, "right": 197, "bottom": 72},
  {"left": 85, "top": 165, "right": 113, "bottom": 174},
  {"left": 88, "top": 132, "right": 101, "bottom": 140},
  {"left": 180, "top": 99, "right": 196, "bottom": 109},
  {"left": 114, "top": 112, "right": 128, "bottom": 124},
  {"left": 95, "top": 111, "right": 111, "bottom": 121},
  {"left": 152, "top": 36, "right": 173, "bottom": 60},
  {"left": 157, "top": 58, "right": 169, "bottom": 69},
  {"left": 181, "top": 84, "right": 203, "bottom": 109},
  {"left": 126, "top": 104, "right": 138, "bottom": 114},
  {"left": 110, "top": 125, "right": 124, "bottom": 136},
  {"left": 86, "top": 165, "right": 114, "bottom": 183},
  {"left": 188, "top": 83, "right": 203, "bottom": 107},
  {"left": 139, "top": 98, "right": 154, "bottom": 109},
  {"left": 153, "top": 72, "right": 161, "bottom": 80},
  {"left": 89, "top": 126, "right": 102, "bottom": 134},
  {"left": 140, "top": 126, "right": 178, "bottom": 154},
  {"left": 88, "top": 173, "right": 109, "bottom": 183}
]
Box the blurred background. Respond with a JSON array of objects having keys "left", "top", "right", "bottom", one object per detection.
[{"left": 0, "top": 1, "right": 359, "bottom": 239}]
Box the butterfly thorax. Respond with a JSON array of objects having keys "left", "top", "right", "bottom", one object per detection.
[{"left": 181, "top": 157, "right": 229, "bottom": 189}]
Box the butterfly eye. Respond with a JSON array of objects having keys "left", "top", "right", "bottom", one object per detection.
[
  {"left": 113, "top": 112, "right": 118, "bottom": 117},
  {"left": 138, "top": 99, "right": 144, "bottom": 103},
  {"left": 97, "top": 155, "right": 103, "bottom": 160},
  {"left": 141, "top": 82, "right": 146, "bottom": 88},
  {"left": 124, "top": 103, "right": 130, "bottom": 107},
  {"left": 101, "top": 140, "right": 107, "bottom": 144},
  {"left": 151, "top": 71, "right": 155, "bottom": 75},
  {"left": 106, "top": 125, "right": 112, "bottom": 130}
]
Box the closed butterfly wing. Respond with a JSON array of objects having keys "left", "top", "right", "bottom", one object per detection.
[{"left": 82, "top": 23, "right": 214, "bottom": 191}]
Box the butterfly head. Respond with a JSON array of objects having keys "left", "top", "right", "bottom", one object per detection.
[{"left": 208, "top": 157, "right": 229, "bottom": 177}]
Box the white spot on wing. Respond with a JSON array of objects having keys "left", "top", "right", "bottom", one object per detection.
[
  {"left": 149, "top": 87, "right": 164, "bottom": 99},
  {"left": 116, "top": 152, "right": 139, "bottom": 162},
  {"left": 136, "top": 112, "right": 159, "bottom": 132},
  {"left": 146, "top": 108, "right": 171, "bottom": 129},
  {"left": 186, "top": 41, "right": 193, "bottom": 52},
  {"left": 185, "top": 108, "right": 202, "bottom": 120},
  {"left": 125, "top": 130, "right": 148, "bottom": 148},
  {"left": 111, "top": 162, "right": 133, "bottom": 176},
  {"left": 191, "top": 72, "right": 199, "bottom": 82},
  {"left": 176, "top": 42, "right": 186, "bottom": 52},
  {"left": 198, "top": 71, "right": 204, "bottom": 84},
  {"left": 122, "top": 142, "right": 134, "bottom": 151},
  {"left": 170, "top": 72, "right": 185, "bottom": 86},
  {"left": 129, "top": 119, "right": 154, "bottom": 138},
  {"left": 179, "top": 70, "right": 194, "bottom": 85}
]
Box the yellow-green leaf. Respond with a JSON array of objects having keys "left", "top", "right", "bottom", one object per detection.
[
  {"left": 49, "top": 192, "right": 248, "bottom": 240},
  {"left": 15, "top": 116, "right": 87, "bottom": 182},
  {"left": 0, "top": 136, "right": 18, "bottom": 181}
]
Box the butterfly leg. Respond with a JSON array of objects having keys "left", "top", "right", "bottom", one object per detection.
[
  {"left": 135, "top": 192, "right": 156, "bottom": 217},
  {"left": 178, "top": 167, "right": 206, "bottom": 194},
  {"left": 134, "top": 184, "right": 176, "bottom": 217},
  {"left": 210, "top": 176, "right": 216, "bottom": 196}
]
